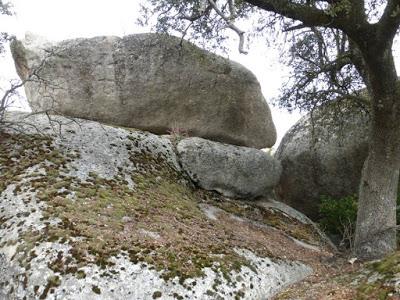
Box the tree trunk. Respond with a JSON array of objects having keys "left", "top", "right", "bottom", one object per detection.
[
  {"left": 354, "top": 44, "right": 400, "bottom": 259},
  {"left": 355, "top": 144, "right": 399, "bottom": 259}
]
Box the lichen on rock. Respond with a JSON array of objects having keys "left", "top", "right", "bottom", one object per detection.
[{"left": 0, "top": 112, "right": 332, "bottom": 299}]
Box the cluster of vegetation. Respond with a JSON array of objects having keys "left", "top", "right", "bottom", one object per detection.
[
  {"left": 319, "top": 194, "right": 400, "bottom": 249},
  {"left": 319, "top": 195, "right": 358, "bottom": 248}
]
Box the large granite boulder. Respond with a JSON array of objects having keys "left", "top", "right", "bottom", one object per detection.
[
  {"left": 10, "top": 33, "right": 276, "bottom": 149},
  {"left": 177, "top": 137, "right": 282, "bottom": 198},
  {"left": 0, "top": 112, "right": 334, "bottom": 300},
  {"left": 275, "top": 105, "right": 370, "bottom": 219}
]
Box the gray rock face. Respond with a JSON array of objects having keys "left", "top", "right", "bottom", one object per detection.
[
  {"left": 275, "top": 107, "right": 370, "bottom": 219},
  {"left": 11, "top": 32, "right": 276, "bottom": 149},
  {"left": 177, "top": 137, "right": 282, "bottom": 198},
  {"left": 0, "top": 112, "right": 320, "bottom": 300}
]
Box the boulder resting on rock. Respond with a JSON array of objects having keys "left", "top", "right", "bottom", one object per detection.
[
  {"left": 177, "top": 137, "right": 282, "bottom": 199},
  {"left": 11, "top": 32, "right": 277, "bottom": 149}
]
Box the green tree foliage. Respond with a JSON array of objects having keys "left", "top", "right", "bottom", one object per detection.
[{"left": 279, "top": 28, "right": 368, "bottom": 113}]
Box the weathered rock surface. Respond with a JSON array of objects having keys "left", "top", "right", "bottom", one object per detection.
[
  {"left": 275, "top": 105, "right": 370, "bottom": 219},
  {"left": 0, "top": 112, "right": 333, "bottom": 300},
  {"left": 11, "top": 32, "right": 276, "bottom": 149},
  {"left": 177, "top": 137, "right": 282, "bottom": 199}
]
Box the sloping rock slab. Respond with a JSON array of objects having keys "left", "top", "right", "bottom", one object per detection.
[
  {"left": 177, "top": 137, "right": 282, "bottom": 199},
  {"left": 11, "top": 32, "right": 276, "bottom": 149},
  {"left": 0, "top": 112, "right": 315, "bottom": 300}
]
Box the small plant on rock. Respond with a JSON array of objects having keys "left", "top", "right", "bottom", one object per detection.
[{"left": 167, "top": 125, "right": 189, "bottom": 143}]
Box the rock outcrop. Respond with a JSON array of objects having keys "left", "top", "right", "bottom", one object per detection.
[
  {"left": 177, "top": 137, "right": 281, "bottom": 199},
  {"left": 275, "top": 105, "right": 370, "bottom": 219},
  {"left": 0, "top": 112, "right": 334, "bottom": 300},
  {"left": 11, "top": 33, "right": 276, "bottom": 149}
]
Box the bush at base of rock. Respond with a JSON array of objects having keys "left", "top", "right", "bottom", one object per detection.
[
  {"left": 318, "top": 194, "right": 400, "bottom": 248},
  {"left": 318, "top": 195, "right": 358, "bottom": 247}
]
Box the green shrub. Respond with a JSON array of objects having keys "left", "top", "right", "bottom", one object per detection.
[
  {"left": 319, "top": 195, "right": 358, "bottom": 238},
  {"left": 319, "top": 194, "right": 400, "bottom": 248}
]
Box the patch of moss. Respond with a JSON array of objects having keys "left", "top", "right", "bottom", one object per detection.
[
  {"left": 234, "top": 290, "right": 245, "bottom": 300},
  {"left": 0, "top": 133, "right": 59, "bottom": 194},
  {"left": 92, "top": 285, "right": 101, "bottom": 294},
  {"left": 0, "top": 216, "right": 11, "bottom": 229},
  {"left": 355, "top": 252, "right": 400, "bottom": 299},
  {"left": 39, "top": 275, "right": 61, "bottom": 299},
  {"left": 76, "top": 270, "right": 86, "bottom": 279},
  {"left": 152, "top": 291, "right": 162, "bottom": 299},
  {"left": 357, "top": 283, "right": 393, "bottom": 300},
  {"left": 173, "top": 292, "right": 184, "bottom": 300},
  {"left": 370, "top": 252, "right": 400, "bottom": 276}
]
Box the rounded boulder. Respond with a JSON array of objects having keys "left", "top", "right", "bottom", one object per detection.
[
  {"left": 11, "top": 33, "right": 276, "bottom": 149},
  {"left": 177, "top": 137, "right": 282, "bottom": 199},
  {"left": 275, "top": 106, "right": 370, "bottom": 219}
]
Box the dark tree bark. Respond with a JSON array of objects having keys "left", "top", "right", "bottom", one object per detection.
[{"left": 354, "top": 39, "right": 400, "bottom": 258}]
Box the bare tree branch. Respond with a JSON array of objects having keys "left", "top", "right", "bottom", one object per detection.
[
  {"left": 208, "top": 0, "right": 248, "bottom": 54},
  {"left": 283, "top": 23, "right": 308, "bottom": 32}
]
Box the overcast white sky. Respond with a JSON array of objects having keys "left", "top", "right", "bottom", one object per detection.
[{"left": 2, "top": 0, "right": 399, "bottom": 146}]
